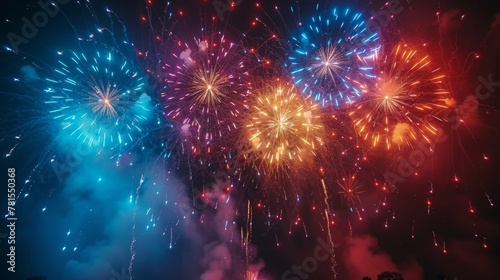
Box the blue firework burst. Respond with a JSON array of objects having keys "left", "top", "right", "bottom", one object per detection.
[
  {"left": 44, "top": 50, "right": 151, "bottom": 150},
  {"left": 288, "top": 6, "right": 381, "bottom": 107}
]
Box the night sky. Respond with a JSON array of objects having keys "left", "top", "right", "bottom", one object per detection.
[{"left": 1, "top": 0, "right": 500, "bottom": 280}]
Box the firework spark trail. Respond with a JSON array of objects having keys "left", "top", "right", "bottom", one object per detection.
[
  {"left": 244, "top": 200, "right": 252, "bottom": 265},
  {"left": 321, "top": 179, "right": 338, "bottom": 279},
  {"left": 129, "top": 174, "right": 145, "bottom": 280}
]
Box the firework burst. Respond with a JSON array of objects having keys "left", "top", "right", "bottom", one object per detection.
[
  {"left": 288, "top": 6, "right": 380, "bottom": 107},
  {"left": 349, "top": 44, "right": 450, "bottom": 150},
  {"left": 45, "top": 50, "right": 151, "bottom": 150},
  {"left": 337, "top": 173, "right": 365, "bottom": 220},
  {"left": 243, "top": 82, "right": 325, "bottom": 174},
  {"left": 161, "top": 32, "right": 251, "bottom": 150}
]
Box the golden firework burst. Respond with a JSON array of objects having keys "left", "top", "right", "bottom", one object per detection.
[{"left": 244, "top": 83, "right": 325, "bottom": 171}]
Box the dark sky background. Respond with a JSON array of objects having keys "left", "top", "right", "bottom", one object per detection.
[{"left": 1, "top": 0, "right": 500, "bottom": 280}]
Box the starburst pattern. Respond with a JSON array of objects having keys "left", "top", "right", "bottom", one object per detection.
[
  {"left": 244, "top": 83, "right": 325, "bottom": 171},
  {"left": 288, "top": 7, "right": 380, "bottom": 106},
  {"left": 45, "top": 50, "right": 150, "bottom": 149},
  {"left": 349, "top": 44, "right": 450, "bottom": 150}
]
